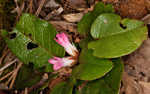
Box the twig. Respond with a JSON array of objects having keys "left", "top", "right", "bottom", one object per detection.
[
  {"left": 20, "top": 1, "right": 25, "bottom": 14},
  {"left": 40, "top": 91, "right": 43, "bottom": 94},
  {"left": 21, "top": 73, "right": 48, "bottom": 94},
  {"left": 44, "top": 7, "right": 63, "bottom": 20},
  {"left": 5, "top": 74, "right": 14, "bottom": 86},
  {"left": 26, "top": 0, "right": 33, "bottom": 13},
  {"left": 14, "top": 0, "right": 25, "bottom": 20},
  {"left": 0, "top": 47, "right": 9, "bottom": 64},
  {"left": 24, "top": 88, "right": 28, "bottom": 94},
  {"left": 9, "top": 62, "right": 22, "bottom": 89},
  {"left": 28, "top": 73, "right": 48, "bottom": 91},
  {"left": 0, "top": 71, "right": 14, "bottom": 82},
  {"left": 29, "top": 0, "right": 33, "bottom": 13},
  {"left": 35, "top": 0, "right": 46, "bottom": 16},
  {"left": 14, "top": 0, "right": 21, "bottom": 16},
  {"left": 0, "top": 59, "right": 17, "bottom": 72}
]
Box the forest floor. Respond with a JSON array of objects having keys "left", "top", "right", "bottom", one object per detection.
[{"left": 0, "top": 0, "right": 150, "bottom": 94}]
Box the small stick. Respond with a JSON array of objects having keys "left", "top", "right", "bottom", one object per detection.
[
  {"left": 21, "top": 73, "right": 48, "bottom": 94},
  {"left": 35, "top": 0, "right": 46, "bottom": 16},
  {"left": 29, "top": 0, "right": 33, "bottom": 13},
  {"left": 9, "top": 62, "right": 22, "bottom": 89},
  {"left": 44, "top": 7, "right": 63, "bottom": 20},
  {"left": 14, "top": 0, "right": 21, "bottom": 16},
  {"left": 0, "top": 47, "right": 9, "bottom": 64},
  {"left": 0, "top": 59, "right": 17, "bottom": 72},
  {"left": 24, "top": 88, "right": 28, "bottom": 94},
  {"left": 0, "top": 71, "right": 14, "bottom": 82},
  {"left": 20, "top": 1, "right": 25, "bottom": 14},
  {"left": 5, "top": 74, "right": 14, "bottom": 86}
]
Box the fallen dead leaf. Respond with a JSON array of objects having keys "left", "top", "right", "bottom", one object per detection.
[
  {"left": 45, "top": 7, "right": 64, "bottom": 20},
  {"left": 139, "top": 81, "right": 150, "bottom": 94},
  {"left": 63, "top": 13, "right": 84, "bottom": 23},
  {"left": 123, "top": 38, "right": 150, "bottom": 82},
  {"left": 120, "top": 72, "right": 142, "bottom": 94},
  {"left": 61, "top": 0, "right": 87, "bottom": 12},
  {"left": 145, "top": 0, "right": 150, "bottom": 11},
  {"left": 50, "top": 21, "right": 77, "bottom": 32},
  {"left": 45, "top": 0, "right": 60, "bottom": 9},
  {"left": 141, "top": 14, "right": 150, "bottom": 24},
  {"left": 121, "top": 38, "right": 150, "bottom": 94},
  {"left": 102, "top": 0, "right": 147, "bottom": 19},
  {"left": 102, "top": 0, "right": 119, "bottom": 3}
]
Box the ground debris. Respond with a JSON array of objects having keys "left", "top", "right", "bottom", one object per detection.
[
  {"left": 61, "top": 0, "right": 87, "bottom": 12},
  {"left": 120, "top": 72, "right": 142, "bottom": 94},
  {"left": 139, "top": 81, "right": 150, "bottom": 94},
  {"left": 102, "top": 0, "right": 147, "bottom": 19},
  {"left": 123, "top": 39, "right": 150, "bottom": 82},
  {"left": 45, "top": 0, "right": 60, "bottom": 9},
  {"left": 141, "top": 14, "right": 150, "bottom": 24},
  {"left": 50, "top": 21, "right": 77, "bottom": 32},
  {"left": 63, "top": 13, "right": 84, "bottom": 23},
  {"left": 121, "top": 38, "right": 150, "bottom": 94},
  {"left": 44, "top": 7, "right": 64, "bottom": 20}
]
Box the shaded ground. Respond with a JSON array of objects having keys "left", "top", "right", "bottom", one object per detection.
[{"left": 0, "top": 0, "right": 150, "bottom": 94}]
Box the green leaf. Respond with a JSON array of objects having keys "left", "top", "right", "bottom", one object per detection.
[
  {"left": 15, "top": 64, "right": 42, "bottom": 89},
  {"left": 91, "top": 13, "right": 145, "bottom": 38},
  {"left": 17, "top": 13, "right": 65, "bottom": 57},
  {"left": 2, "top": 13, "right": 65, "bottom": 72},
  {"left": 91, "top": 13, "right": 121, "bottom": 38},
  {"left": 50, "top": 81, "right": 73, "bottom": 94},
  {"left": 88, "top": 14, "right": 148, "bottom": 58},
  {"left": 78, "top": 2, "right": 114, "bottom": 36},
  {"left": 77, "top": 58, "right": 123, "bottom": 94},
  {"left": 72, "top": 48, "right": 113, "bottom": 80},
  {"left": 79, "top": 37, "right": 93, "bottom": 48}
]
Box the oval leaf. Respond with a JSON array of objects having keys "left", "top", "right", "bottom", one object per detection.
[
  {"left": 72, "top": 49, "right": 113, "bottom": 80},
  {"left": 91, "top": 13, "right": 145, "bottom": 38},
  {"left": 76, "top": 58, "right": 123, "bottom": 94},
  {"left": 89, "top": 14, "right": 148, "bottom": 58},
  {"left": 2, "top": 14, "right": 65, "bottom": 72},
  {"left": 78, "top": 2, "right": 114, "bottom": 36},
  {"left": 50, "top": 81, "right": 73, "bottom": 94}
]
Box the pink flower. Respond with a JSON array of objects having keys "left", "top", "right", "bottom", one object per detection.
[
  {"left": 55, "top": 32, "right": 78, "bottom": 56},
  {"left": 48, "top": 57, "right": 75, "bottom": 70},
  {"left": 49, "top": 32, "right": 79, "bottom": 71}
]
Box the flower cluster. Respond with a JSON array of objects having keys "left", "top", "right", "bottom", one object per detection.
[{"left": 48, "top": 32, "right": 78, "bottom": 71}]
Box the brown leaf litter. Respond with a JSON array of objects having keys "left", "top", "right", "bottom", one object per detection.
[
  {"left": 121, "top": 39, "right": 150, "bottom": 94},
  {"left": 102, "top": 0, "right": 148, "bottom": 19}
]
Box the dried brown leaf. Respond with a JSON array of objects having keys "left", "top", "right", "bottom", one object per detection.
[
  {"left": 50, "top": 21, "right": 77, "bottom": 32},
  {"left": 63, "top": 13, "right": 84, "bottom": 23},
  {"left": 139, "top": 81, "right": 150, "bottom": 94}
]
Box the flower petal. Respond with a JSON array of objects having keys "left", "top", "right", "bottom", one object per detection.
[
  {"left": 54, "top": 32, "right": 78, "bottom": 56},
  {"left": 48, "top": 56, "right": 75, "bottom": 71}
]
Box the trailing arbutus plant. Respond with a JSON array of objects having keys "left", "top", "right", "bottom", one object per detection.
[{"left": 1, "top": 2, "right": 148, "bottom": 94}]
